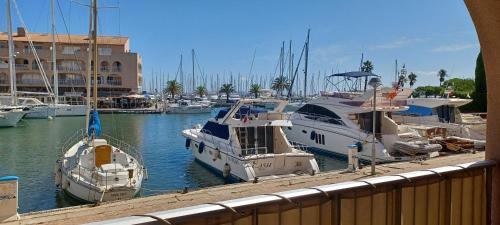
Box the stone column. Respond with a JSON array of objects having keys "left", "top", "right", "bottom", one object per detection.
[{"left": 464, "top": 1, "right": 500, "bottom": 224}]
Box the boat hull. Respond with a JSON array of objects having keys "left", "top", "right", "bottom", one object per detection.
[
  {"left": 25, "top": 106, "right": 56, "bottom": 119},
  {"left": 0, "top": 110, "right": 25, "bottom": 127},
  {"left": 54, "top": 104, "right": 86, "bottom": 116}
]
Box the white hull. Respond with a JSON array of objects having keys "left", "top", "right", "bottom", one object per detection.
[
  {"left": 0, "top": 110, "right": 25, "bottom": 127},
  {"left": 25, "top": 106, "right": 56, "bottom": 119},
  {"left": 183, "top": 129, "right": 319, "bottom": 181},
  {"left": 285, "top": 118, "right": 392, "bottom": 162},
  {"left": 54, "top": 104, "right": 86, "bottom": 116}
]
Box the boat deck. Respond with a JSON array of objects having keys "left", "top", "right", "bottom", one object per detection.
[{"left": 4, "top": 152, "right": 486, "bottom": 225}]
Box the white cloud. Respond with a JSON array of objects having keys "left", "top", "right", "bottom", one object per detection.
[
  {"left": 430, "top": 43, "right": 478, "bottom": 52},
  {"left": 369, "top": 37, "right": 426, "bottom": 50},
  {"left": 310, "top": 44, "right": 350, "bottom": 66}
]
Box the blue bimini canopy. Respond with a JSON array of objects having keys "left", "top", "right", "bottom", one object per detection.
[
  {"left": 0, "top": 176, "right": 18, "bottom": 181},
  {"left": 395, "top": 105, "right": 434, "bottom": 116},
  {"left": 215, "top": 106, "right": 267, "bottom": 120}
]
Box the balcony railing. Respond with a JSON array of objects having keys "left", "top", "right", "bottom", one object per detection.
[
  {"left": 57, "top": 65, "right": 83, "bottom": 72},
  {"left": 93, "top": 160, "right": 495, "bottom": 225},
  {"left": 100, "top": 66, "right": 110, "bottom": 72},
  {"left": 107, "top": 80, "right": 122, "bottom": 86},
  {"left": 15, "top": 64, "right": 29, "bottom": 70},
  {"left": 17, "top": 79, "right": 44, "bottom": 85},
  {"left": 59, "top": 79, "right": 85, "bottom": 86}
]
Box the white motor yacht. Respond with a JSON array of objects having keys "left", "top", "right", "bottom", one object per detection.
[
  {"left": 285, "top": 72, "right": 441, "bottom": 163},
  {"left": 392, "top": 97, "right": 486, "bottom": 140},
  {"left": 182, "top": 99, "right": 319, "bottom": 181},
  {"left": 0, "top": 106, "right": 26, "bottom": 127},
  {"left": 166, "top": 100, "right": 211, "bottom": 114}
]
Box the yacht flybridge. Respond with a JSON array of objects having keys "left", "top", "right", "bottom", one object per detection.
[
  {"left": 285, "top": 72, "right": 442, "bottom": 163},
  {"left": 55, "top": 0, "right": 144, "bottom": 203},
  {"left": 182, "top": 99, "right": 319, "bottom": 181}
]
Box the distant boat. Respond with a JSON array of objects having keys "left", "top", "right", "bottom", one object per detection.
[
  {"left": 166, "top": 100, "right": 211, "bottom": 114},
  {"left": 0, "top": 106, "right": 26, "bottom": 127},
  {"left": 55, "top": 0, "right": 145, "bottom": 203},
  {"left": 182, "top": 99, "right": 319, "bottom": 181},
  {"left": 0, "top": 96, "right": 55, "bottom": 119}
]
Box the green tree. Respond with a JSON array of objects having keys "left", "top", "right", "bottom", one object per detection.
[
  {"left": 219, "top": 83, "right": 235, "bottom": 102},
  {"left": 442, "top": 78, "right": 475, "bottom": 98},
  {"left": 413, "top": 86, "right": 444, "bottom": 98},
  {"left": 408, "top": 72, "right": 417, "bottom": 88},
  {"left": 438, "top": 69, "right": 447, "bottom": 86},
  {"left": 249, "top": 83, "right": 261, "bottom": 99},
  {"left": 165, "top": 80, "right": 182, "bottom": 98},
  {"left": 195, "top": 85, "right": 207, "bottom": 98},
  {"left": 271, "top": 75, "right": 290, "bottom": 96},
  {"left": 361, "top": 60, "right": 374, "bottom": 90},
  {"left": 474, "top": 52, "right": 487, "bottom": 112},
  {"left": 398, "top": 75, "right": 408, "bottom": 87}
]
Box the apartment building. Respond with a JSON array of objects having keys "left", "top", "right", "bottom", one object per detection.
[{"left": 0, "top": 27, "right": 142, "bottom": 97}]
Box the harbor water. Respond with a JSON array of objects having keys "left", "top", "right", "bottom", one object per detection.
[{"left": 0, "top": 109, "right": 346, "bottom": 213}]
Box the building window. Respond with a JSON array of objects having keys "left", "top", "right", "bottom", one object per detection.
[
  {"left": 107, "top": 76, "right": 122, "bottom": 86},
  {"left": 24, "top": 45, "right": 43, "bottom": 54},
  {"left": 0, "top": 73, "right": 7, "bottom": 84},
  {"left": 138, "top": 63, "right": 142, "bottom": 73},
  {"left": 100, "top": 61, "right": 109, "bottom": 72},
  {"left": 62, "top": 46, "right": 80, "bottom": 55},
  {"left": 99, "top": 48, "right": 112, "bottom": 56},
  {"left": 112, "top": 61, "right": 122, "bottom": 72}
]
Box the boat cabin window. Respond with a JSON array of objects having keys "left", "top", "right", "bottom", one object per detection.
[
  {"left": 235, "top": 126, "right": 274, "bottom": 155},
  {"left": 435, "top": 105, "right": 456, "bottom": 123},
  {"left": 201, "top": 121, "right": 229, "bottom": 140},
  {"left": 296, "top": 104, "right": 345, "bottom": 126}
]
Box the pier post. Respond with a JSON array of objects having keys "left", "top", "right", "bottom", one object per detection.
[{"left": 464, "top": 1, "right": 500, "bottom": 224}]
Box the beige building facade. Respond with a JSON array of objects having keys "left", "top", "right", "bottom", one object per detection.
[{"left": 0, "top": 27, "right": 142, "bottom": 97}]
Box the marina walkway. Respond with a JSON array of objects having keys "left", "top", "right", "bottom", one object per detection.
[{"left": 4, "top": 152, "right": 486, "bottom": 225}]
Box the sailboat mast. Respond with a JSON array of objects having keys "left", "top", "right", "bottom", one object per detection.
[
  {"left": 51, "top": 0, "right": 59, "bottom": 104},
  {"left": 303, "top": 29, "right": 310, "bottom": 100},
  {"left": 192, "top": 49, "right": 195, "bottom": 94},
  {"left": 92, "top": 0, "right": 98, "bottom": 109},
  {"left": 84, "top": 1, "right": 92, "bottom": 133},
  {"left": 6, "top": 0, "right": 17, "bottom": 106}
]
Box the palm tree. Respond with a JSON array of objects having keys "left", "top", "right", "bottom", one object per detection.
[
  {"left": 249, "top": 83, "right": 261, "bottom": 99},
  {"left": 219, "top": 83, "right": 235, "bottom": 102},
  {"left": 165, "top": 80, "right": 182, "bottom": 98},
  {"left": 408, "top": 72, "right": 417, "bottom": 88},
  {"left": 361, "top": 60, "right": 374, "bottom": 90},
  {"left": 271, "top": 75, "right": 290, "bottom": 97},
  {"left": 398, "top": 75, "right": 408, "bottom": 87},
  {"left": 195, "top": 85, "right": 207, "bottom": 98},
  {"left": 438, "top": 69, "right": 447, "bottom": 86},
  {"left": 361, "top": 60, "right": 374, "bottom": 73}
]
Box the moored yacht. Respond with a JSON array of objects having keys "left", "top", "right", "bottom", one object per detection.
[
  {"left": 285, "top": 72, "right": 441, "bottom": 163},
  {"left": 0, "top": 106, "right": 26, "bottom": 127},
  {"left": 166, "top": 100, "right": 211, "bottom": 114},
  {"left": 0, "top": 96, "right": 56, "bottom": 119},
  {"left": 392, "top": 97, "right": 486, "bottom": 140},
  {"left": 182, "top": 99, "right": 319, "bottom": 181}
]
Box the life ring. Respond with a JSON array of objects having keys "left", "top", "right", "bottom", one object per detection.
[
  {"left": 198, "top": 142, "right": 205, "bottom": 154},
  {"left": 310, "top": 130, "right": 316, "bottom": 140},
  {"left": 185, "top": 138, "right": 191, "bottom": 148}
]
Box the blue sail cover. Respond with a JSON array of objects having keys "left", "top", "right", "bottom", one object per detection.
[{"left": 88, "top": 109, "right": 102, "bottom": 136}]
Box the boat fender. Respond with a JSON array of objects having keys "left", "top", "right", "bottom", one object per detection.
[
  {"left": 54, "top": 163, "right": 62, "bottom": 186},
  {"left": 356, "top": 142, "right": 363, "bottom": 152},
  {"left": 185, "top": 138, "right": 191, "bottom": 149},
  {"left": 198, "top": 142, "right": 205, "bottom": 154},
  {"left": 310, "top": 131, "right": 316, "bottom": 140},
  {"left": 223, "top": 163, "right": 231, "bottom": 178}
]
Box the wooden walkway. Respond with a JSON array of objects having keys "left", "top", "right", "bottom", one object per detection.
[{"left": 3, "top": 152, "right": 486, "bottom": 225}]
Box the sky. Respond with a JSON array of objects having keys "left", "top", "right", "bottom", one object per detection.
[{"left": 1, "top": 0, "right": 480, "bottom": 93}]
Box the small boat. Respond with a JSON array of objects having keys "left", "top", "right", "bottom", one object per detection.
[
  {"left": 0, "top": 96, "right": 56, "bottom": 119},
  {"left": 182, "top": 99, "right": 319, "bottom": 181},
  {"left": 0, "top": 106, "right": 26, "bottom": 127},
  {"left": 166, "top": 100, "right": 211, "bottom": 114},
  {"left": 55, "top": 0, "right": 145, "bottom": 203},
  {"left": 53, "top": 103, "right": 86, "bottom": 117}
]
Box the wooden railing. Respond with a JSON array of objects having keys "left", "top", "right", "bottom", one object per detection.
[{"left": 90, "top": 160, "right": 495, "bottom": 225}]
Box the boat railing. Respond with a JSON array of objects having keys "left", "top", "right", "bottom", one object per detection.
[
  {"left": 101, "top": 133, "right": 145, "bottom": 168},
  {"left": 60, "top": 128, "right": 86, "bottom": 154}
]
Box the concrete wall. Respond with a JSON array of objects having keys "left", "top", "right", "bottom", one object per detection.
[{"left": 464, "top": 1, "right": 500, "bottom": 224}]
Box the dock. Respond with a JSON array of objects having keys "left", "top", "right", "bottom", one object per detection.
[{"left": 3, "top": 152, "right": 486, "bottom": 225}]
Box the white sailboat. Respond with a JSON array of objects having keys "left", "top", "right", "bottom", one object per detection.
[
  {"left": 0, "top": 0, "right": 26, "bottom": 127},
  {"left": 182, "top": 99, "right": 319, "bottom": 181},
  {"left": 55, "top": 0, "right": 144, "bottom": 203},
  {"left": 0, "top": 96, "right": 55, "bottom": 119},
  {"left": 49, "top": 0, "right": 86, "bottom": 117},
  {"left": 166, "top": 100, "right": 211, "bottom": 114}
]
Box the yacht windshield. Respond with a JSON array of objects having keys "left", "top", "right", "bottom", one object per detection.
[{"left": 296, "top": 104, "right": 345, "bottom": 126}]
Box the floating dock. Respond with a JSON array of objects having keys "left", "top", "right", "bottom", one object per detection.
[
  {"left": 2, "top": 152, "right": 486, "bottom": 225},
  {"left": 97, "top": 108, "right": 163, "bottom": 114}
]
